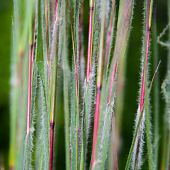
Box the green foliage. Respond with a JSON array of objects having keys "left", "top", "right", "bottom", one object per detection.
[{"left": 8, "top": 0, "right": 170, "bottom": 169}]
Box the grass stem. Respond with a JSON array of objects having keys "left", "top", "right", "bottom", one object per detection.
[
  {"left": 91, "top": 0, "right": 106, "bottom": 168},
  {"left": 86, "top": 0, "right": 94, "bottom": 84},
  {"left": 49, "top": 1, "right": 59, "bottom": 169},
  {"left": 144, "top": 1, "right": 154, "bottom": 169},
  {"left": 105, "top": 0, "right": 116, "bottom": 73}
]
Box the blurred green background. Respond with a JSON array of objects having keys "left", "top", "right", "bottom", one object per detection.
[
  {"left": 0, "top": 0, "right": 12, "bottom": 169},
  {"left": 0, "top": 0, "right": 168, "bottom": 169}
]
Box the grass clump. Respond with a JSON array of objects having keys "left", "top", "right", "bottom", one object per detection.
[{"left": 8, "top": 0, "right": 170, "bottom": 170}]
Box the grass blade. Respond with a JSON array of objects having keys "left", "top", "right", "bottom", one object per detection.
[
  {"left": 125, "top": 106, "right": 145, "bottom": 170},
  {"left": 152, "top": 9, "right": 159, "bottom": 170},
  {"left": 86, "top": 0, "right": 94, "bottom": 84},
  {"left": 63, "top": 1, "right": 70, "bottom": 169},
  {"left": 144, "top": 1, "right": 154, "bottom": 169}
]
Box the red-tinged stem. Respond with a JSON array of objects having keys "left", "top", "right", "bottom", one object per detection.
[
  {"left": 86, "top": 4, "right": 94, "bottom": 84},
  {"left": 45, "top": 0, "right": 50, "bottom": 70},
  {"left": 49, "top": 1, "right": 58, "bottom": 170},
  {"left": 140, "top": 28, "right": 150, "bottom": 113},
  {"left": 91, "top": 0, "right": 106, "bottom": 166},
  {"left": 26, "top": 44, "right": 33, "bottom": 136},
  {"left": 32, "top": 22, "right": 36, "bottom": 66},
  {"left": 49, "top": 123, "right": 54, "bottom": 170},
  {"left": 105, "top": 0, "right": 116, "bottom": 69},
  {"left": 148, "top": 60, "right": 161, "bottom": 93},
  {"left": 55, "top": 0, "right": 58, "bottom": 22},
  {"left": 91, "top": 86, "right": 101, "bottom": 169},
  {"left": 79, "top": 0, "right": 84, "bottom": 70},
  {"left": 140, "top": 0, "right": 152, "bottom": 113},
  {"left": 108, "top": 57, "right": 118, "bottom": 103},
  {"left": 140, "top": 68, "right": 145, "bottom": 113}
]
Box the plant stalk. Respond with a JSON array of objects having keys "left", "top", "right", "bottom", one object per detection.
[
  {"left": 49, "top": 1, "right": 58, "bottom": 170},
  {"left": 144, "top": 0, "right": 154, "bottom": 169},
  {"left": 44, "top": 0, "right": 50, "bottom": 72},
  {"left": 91, "top": 0, "right": 106, "bottom": 168},
  {"left": 108, "top": 56, "right": 117, "bottom": 103},
  {"left": 26, "top": 25, "right": 33, "bottom": 137},
  {"left": 104, "top": 0, "right": 116, "bottom": 72},
  {"left": 86, "top": 0, "right": 94, "bottom": 84}
]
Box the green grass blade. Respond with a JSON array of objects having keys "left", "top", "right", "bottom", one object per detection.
[
  {"left": 9, "top": 19, "right": 19, "bottom": 170},
  {"left": 125, "top": 107, "right": 145, "bottom": 170},
  {"left": 63, "top": 1, "right": 70, "bottom": 169},
  {"left": 153, "top": 10, "right": 159, "bottom": 170},
  {"left": 15, "top": 45, "right": 29, "bottom": 170},
  {"left": 98, "top": 103, "right": 113, "bottom": 170},
  {"left": 91, "top": 0, "right": 107, "bottom": 167},
  {"left": 35, "top": 0, "right": 49, "bottom": 168},
  {"left": 84, "top": 61, "right": 96, "bottom": 169},
  {"left": 70, "top": 66, "right": 76, "bottom": 170},
  {"left": 25, "top": 64, "right": 38, "bottom": 170},
  {"left": 39, "top": 77, "right": 50, "bottom": 170},
  {"left": 113, "top": 0, "right": 134, "bottom": 160},
  {"left": 36, "top": 0, "right": 47, "bottom": 96},
  {"left": 144, "top": 1, "right": 154, "bottom": 169},
  {"left": 105, "top": 0, "right": 116, "bottom": 77},
  {"left": 38, "top": 131, "right": 45, "bottom": 170}
]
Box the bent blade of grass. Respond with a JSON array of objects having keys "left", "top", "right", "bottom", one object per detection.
[{"left": 157, "top": 22, "right": 170, "bottom": 48}]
